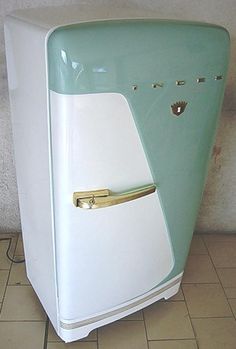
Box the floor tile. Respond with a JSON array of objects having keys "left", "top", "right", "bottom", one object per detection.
[
  {"left": 228, "top": 299, "right": 236, "bottom": 317},
  {"left": 0, "top": 285, "right": 46, "bottom": 320},
  {"left": 182, "top": 255, "right": 219, "bottom": 283},
  {"left": 122, "top": 310, "right": 143, "bottom": 320},
  {"left": 217, "top": 268, "right": 236, "bottom": 287},
  {"left": 0, "top": 241, "right": 11, "bottom": 269},
  {"left": 202, "top": 233, "right": 236, "bottom": 243},
  {"left": 48, "top": 322, "right": 62, "bottom": 342},
  {"left": 144, "top": 301, "right": 194, "bottom": 340},
  {"left": 182, "top": 284, "right": 232, "bottom": 317},
  {"left": 47, "top": 342, "right": 97, "bottom": 349},
  {"left": 0, "top": 321, "right": 45, "bottom": 349},
  {"left": 149, "top": 339, "right": 198, "bottom": 349},
  {"left": 224, "top": 288, "right": 236, "bottom": 299},
  {"left": 8, "top": 262, "right": 30, "bottom": 285},
  {"left": 189, "top": 235, "right": 208, "bottom": 255},
  {"left": 48, "top": 322, "right": 97, "bottom": 342},
  {"left": 192, "top": 318, "right": 236, "bottom": 349},
  {"left": 0, "top": 270, "right": 9, "bottom": 301},
  {"left": 203, "top": 239, "right": 236, "bottom": 267},
  {"left": 98, "top": 320, "right": 148, "bottom": 349}
]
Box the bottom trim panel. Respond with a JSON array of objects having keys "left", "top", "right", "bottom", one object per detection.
[{"left": 60, "top": 273, "right": 182, "bottom": 330}]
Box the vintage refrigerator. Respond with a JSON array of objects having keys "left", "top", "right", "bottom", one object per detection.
[{"left": 4, "top": 5, "right": 230, "bottom": 342}]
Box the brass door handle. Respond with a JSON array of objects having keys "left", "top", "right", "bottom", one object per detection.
[{"left": 73, "top": 184, "right": 156, "bottom": 209}]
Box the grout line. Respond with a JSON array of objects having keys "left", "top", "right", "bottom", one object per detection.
[
  {"left": 0, "top": 235, "right": 18, "bottom": 314},
  {"left": 214, "top": 266, "right": 236, "bottom": 269},
  {"left": 97, "top": 328, "right": 100, "bottom": 349},
  {"left": 182, "top": 282, "right": 220, "bottom": 285},
  {"left": 201, "top": 237, "right": 236, "bottom": 321},
  {"left": 0, "top": 320, "right": 47, "bottom": 322},
  {"left": 181, "top": 236, "right": 211, "bottom": 349},
  {"left": 43, "top": 317, "right": 49, "bottom": 349},
  {"left": 180, "top": 285, "right": 199, "bottom": 349},
  {"left": 119, "top": 318, "right": 144, "bottom": 320},
  {"left": 197, "top": 232, "right": 236, "bottom": 236},
  {"left": 183, "top": 308, "right": 199, "bottom": 349},
  {"left": 189, "top": 254, "right": 208, "bottom": 256},
  {"left": 142, "top": 310, "right": 150, "bottom": 349},
  {"left": 6, "top": 285, "right": 32, "bottom": 287},
  {"left": 148, "top": 338, "right": 199, "bottom": 342},
  {"left": 189, "top": 316, "right": 234, "bottom": 319},
  {"left": 8, "top": 283, "right": 30, "bottom": 286},
  {"left": 95, "top": 328, "right": 98, "bottom": 348},
  {"left": 13, "top": 234, "right": 24, "bottom": 258},
  {"left": 86, "top": 328, "right": 99, "bottom": 348}
]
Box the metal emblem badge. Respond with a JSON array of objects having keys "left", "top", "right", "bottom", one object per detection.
[{"left": 171, "top": 101, "right": 188, "bottom": 116}]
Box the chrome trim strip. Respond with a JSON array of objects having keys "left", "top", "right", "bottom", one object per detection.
[
  {"left": 176, "top": 80, "right": 185, "bottom": 86},
  {"left": 60, "top": 276, "right": 182, "bottom": 330},
  {"left": 197, "top": 77, "right": 206, "bottom": 83}
]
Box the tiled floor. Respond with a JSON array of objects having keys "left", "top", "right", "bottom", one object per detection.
[{"left": 1, "top": 233, "right": 236, "bottom": 348}]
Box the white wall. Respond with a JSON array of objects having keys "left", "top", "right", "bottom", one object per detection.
[{"left": 0, "top": 0, "right": 235, "bottom": 233}]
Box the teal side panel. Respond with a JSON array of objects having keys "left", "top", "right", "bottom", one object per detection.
[{"left": 47, "top": 20, "right": 230, "bottom": 283}]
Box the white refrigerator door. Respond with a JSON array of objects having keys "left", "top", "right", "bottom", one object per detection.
[{"left": 50, "top": 91, "right": 174, "bottom": 321}]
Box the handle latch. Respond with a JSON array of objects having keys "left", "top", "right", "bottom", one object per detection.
[{"left": 73, "top": 184, "right": 156, "bottom": 209}]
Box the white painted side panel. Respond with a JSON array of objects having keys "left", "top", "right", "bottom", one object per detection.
[
  {"left": 50, "top": 91, "right": 174, "bottom": 320},
  {"left": 4, "top": 17, "right": 58, "bottom": 327}
]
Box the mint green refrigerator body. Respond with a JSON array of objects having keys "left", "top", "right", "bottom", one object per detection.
[{"left": 5, "top": 6, "right": 230, "bottom": 342}]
